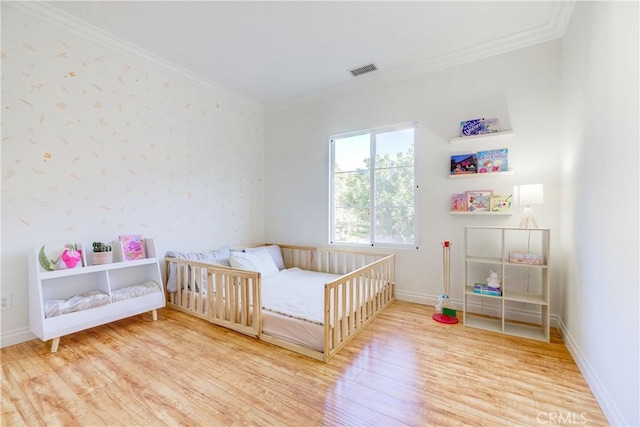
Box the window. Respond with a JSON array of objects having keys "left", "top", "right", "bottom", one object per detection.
[{"left": 330, "top": 122, "right": 416, "bottom": 248}]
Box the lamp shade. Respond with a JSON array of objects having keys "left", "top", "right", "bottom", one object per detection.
[{"left": 514, "top": 184, "right": 544, "bottom": 206}]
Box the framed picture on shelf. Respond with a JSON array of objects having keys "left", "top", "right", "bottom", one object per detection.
[
  {"left": 466, "top": 190, "right": 492, "bottom": 212},
  {"left": 450, "top": 153, "right": 477, "bottom": 175}
]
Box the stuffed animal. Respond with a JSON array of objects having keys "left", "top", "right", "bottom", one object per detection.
[
  {"left": 40, "top": 244, "right": 82, "bottom": 271},
  {"left": 55, "top": 244, "right": 82, "bottom": 270},
  {"left": 487, "top": 270, "right": 501, "bottom": 289},
  {"left": 435, "top": 294, "right": 448, "bottom": 312}
]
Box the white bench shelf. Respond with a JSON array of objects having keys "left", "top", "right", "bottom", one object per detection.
[{"left": 28, "top": 238, "right": 165, "bottom": 352}]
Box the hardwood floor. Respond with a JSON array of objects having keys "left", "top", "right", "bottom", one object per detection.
[{"left": 1, "top": 301, "right": 607, "bottom": 426}]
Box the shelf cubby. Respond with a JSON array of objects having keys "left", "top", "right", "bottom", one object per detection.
[{"left": 462, "top": 226, "right": 550, "bottom": 341}]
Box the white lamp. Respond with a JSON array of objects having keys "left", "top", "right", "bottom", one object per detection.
[{"left": 514, "top": 184, "right": 544, "bottom": 228}]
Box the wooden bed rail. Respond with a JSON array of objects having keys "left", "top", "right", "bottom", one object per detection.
[
  {"left": 323, "top": 254, "right": 395, "bottom": 361},
  {"left": 164, "top": 244, "right": 395, "bottom": 362},
  {"left": 275, "top": 244, "right": 391, "bottom": 275},
  {"left": 164, "top": 257, "right": 262, "bottom": 338}
]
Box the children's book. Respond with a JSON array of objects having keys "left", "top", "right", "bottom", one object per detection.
[
  {"left": 473, "top": 283, "right": 502, "bottom": 296},
  {"left": 466, "top": 190, "right": 492, "bottom": 212},
  {"left": 477, "top": 148, "right": 509, "bottom": 173},
  {"left": 450, "top": 153, "right": 477, "bottom": 175},
  {"left": 119, "top": 235, "right": 146, "bottom": 261},
  {"left": 450, "top": 193, "right": 468, "bottom": 212},
  {"left": 490, "top": 194, "right": 513, "bottom": 212},
  {"left": 460, "top": 118, "right": 500, "bottom": 136}
]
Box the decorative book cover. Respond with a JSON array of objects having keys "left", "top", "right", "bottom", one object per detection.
[
  {"left": 460, "top": 118, "right": 500, "bottom": 137},
  {"left": 450, "top": 193, "right": 468, "bottom": 212},
  {"left": 119, "top": 235, "right": 146, "bottom": 261},
  {"left": 477, "top": 148, "right": 509, "bottom": 173},
  {"left": 450, "top": 153, "right": 477, "bottom": 175},
  {"left": 490, "top": 194, "right": 513, "bottom": 212},
  {"left": 466, "top": 190, "right": 492, "bottom": 212},
  {"left": 509, "top": 251, "right": 544, "bottom": 265},
  {"left": 473, "top": 283, "right": 502, "bottom": 296}
]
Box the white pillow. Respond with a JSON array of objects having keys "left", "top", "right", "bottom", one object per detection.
[
  {"left": 245, "top": 245, "right": 285, "bottom": 270},
  {"left": 210, "top": 257, "right": 230, "bottom": 267},
  {"left": 230, "top": 248, "right": 279, "bottom": 277},
  {"left": 165, "top": 246, "right": 231, "bottom": 292}
]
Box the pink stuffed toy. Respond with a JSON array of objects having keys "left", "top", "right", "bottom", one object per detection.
[{"left": 55, "top": 244, "right": 82, "bottom": 270}]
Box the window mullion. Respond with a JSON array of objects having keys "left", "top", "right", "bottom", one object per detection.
[
  {"left": 329, "top": 139, "right": 336, "bottom": 244},
  {"left": 370, "top": 132, "right": 376, "bottom": 246}
]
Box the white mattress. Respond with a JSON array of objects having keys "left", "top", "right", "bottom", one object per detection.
[
  {"left": 262, "top": 267, "right": 340, "bottom": 325},
  {"left": 261, "top": 267, "right": 341, "bottom": 352},
  {"left": 262, "top": 310, "right": 325, "bottom": 352}
]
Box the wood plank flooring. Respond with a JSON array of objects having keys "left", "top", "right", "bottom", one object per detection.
[{"left": 1, "top": 301, "right": 607, "bottom": 426}]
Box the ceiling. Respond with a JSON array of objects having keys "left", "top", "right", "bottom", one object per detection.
[{"left": 47, "top": 1, "right": 575, "bottom": 108}]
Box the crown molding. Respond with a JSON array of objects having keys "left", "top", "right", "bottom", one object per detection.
[
  {"left": 5, "top": 1, "right": 264, "bottom": 112},
  {"left": 267, "top": 1, "right": 576, "bottom": 113},
  {"left": 5, "top": 1, "right": 575, "bottom": 115}
]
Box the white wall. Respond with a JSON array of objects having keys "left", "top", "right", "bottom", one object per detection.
[
  {"left": 265, "top": 41, "right": 564, "bottom": 313},
  {"left": 560, "top": 2, "right": 639, "bottom": 426},
  {"left": 1, "top": 4, "right": 265, "bottom": 344},
  {"left": 4, "top": 3, "right": 637, "bottom": 425}
]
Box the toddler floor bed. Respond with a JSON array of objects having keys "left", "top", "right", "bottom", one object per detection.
[{"left": 164, "top": 244, "right": 395, "bottom": 362}]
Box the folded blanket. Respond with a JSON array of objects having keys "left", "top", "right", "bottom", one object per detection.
[
  {"left": 44, "top": 290, "right": 110, "bottom": 318},
  {"left": 111, "top": 281, "right": 161, "bottom": 302}
]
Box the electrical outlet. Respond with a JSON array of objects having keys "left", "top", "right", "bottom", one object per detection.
[{"left": 1, "top": 294, "right": 12, "bottom": 310}]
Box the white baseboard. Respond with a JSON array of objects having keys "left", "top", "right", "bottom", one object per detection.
[
  {"left": 556, "top": 318, "right": 623, "bottom": 426},
  {"left": 395, "top": 289, "right": 438, "bottom": 306},
  {"left": 1, "top": 327, "right": 36, "bottom": 349},
  {"left": 397, "top": 291, "right": 621, "bottom": 425},
  {"left": 394, "top": 291, "right": 560, "bottom": 328}
]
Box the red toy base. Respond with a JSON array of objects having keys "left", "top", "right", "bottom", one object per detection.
[{"left": 432, "top": 313, "right": 459, "bottom": 324}]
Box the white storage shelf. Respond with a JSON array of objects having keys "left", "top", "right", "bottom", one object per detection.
[
  {"left": 28, "top": 238, "right": 165, "bottom": 352},
  {"left": 462, "top": 226, "right": 550, "bottom": 342}
]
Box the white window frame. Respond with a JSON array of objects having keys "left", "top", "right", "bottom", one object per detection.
[{"left": 329, "top": 121, "right": 418, "bottom": 249}]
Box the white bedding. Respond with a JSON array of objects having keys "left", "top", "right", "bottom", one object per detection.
[
  {"left": 44, "top": 281, "right": 161, "bottom": 318},
  {"left": 262, "top": 267, "right": 341, "bottom": 326}
]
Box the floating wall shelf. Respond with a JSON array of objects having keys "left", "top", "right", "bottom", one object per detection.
[
  {"left": 450, "top": 170, "right": 514, "bottom": 179},
  {"left": 450, "top": 211, "right": 513, "bottom": 216},
  {"left": 449, "top": 129, "right": 514, "bottom": 144}
]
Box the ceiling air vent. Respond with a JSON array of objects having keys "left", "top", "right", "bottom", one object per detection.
[{"left": 349, "top": 63, "right": 377, "bottom": 77}]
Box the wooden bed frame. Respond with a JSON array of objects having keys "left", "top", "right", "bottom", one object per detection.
[{"left": 164, "top": 244, "right": 395, "bottom": 362}]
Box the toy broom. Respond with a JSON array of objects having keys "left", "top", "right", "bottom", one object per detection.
[{"left": 433, "top": 241, "right": 459, "bottom": 324}]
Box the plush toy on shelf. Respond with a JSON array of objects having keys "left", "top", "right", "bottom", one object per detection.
[{"left": 487, "top": 270, "right": 501, "bottom": 289}]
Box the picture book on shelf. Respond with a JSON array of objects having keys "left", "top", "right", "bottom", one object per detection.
[
  {"left": 466, "top": 190, "right": 492, "bottom": 212},
  {"left": 473, "top": 283, "right": 502, "bottom": 296},
  {"left": 460, "top": 118, "right": 500, "bottom": 137},
  {"left": 450, "top": 153, "right": 477, "bottom": 175},
  {"left": 490, "top": 194, "right": 513, "bottom": 212},
  {"left": 477, "top": 148, "right": 509, "bottom": 173},
  {"left": 119, "top": 235, "right": 146, "bottom": 261},
  {"left": 450, "top": 193, "right": 468, "bottom": 212}
]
